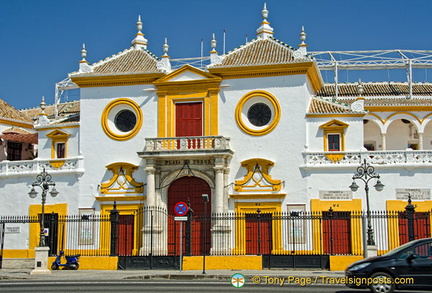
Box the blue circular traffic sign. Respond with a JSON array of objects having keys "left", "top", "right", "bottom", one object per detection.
[{"left": 174, "top": 201, "right": 189, "bottom": 216}]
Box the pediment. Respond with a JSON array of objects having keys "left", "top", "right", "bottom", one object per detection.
[
  {"left": 319, "top": 119, "right": 349, "bottom": 129},
  {"left": 154, "top": 65, "right": 221, "bottom": 84},
  {"left": 46, "top": 129, "right": 71, "bottom": 139}
]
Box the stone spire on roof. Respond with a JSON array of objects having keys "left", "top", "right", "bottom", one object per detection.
[
  {"left": 256, "top": 3, "right": 274, "bottom": 39},
  {"left": 209, "top": 33, "right": 223, "bottom": 65},
  {"left": 132, "top": 15, "right": 148, "bottom": 49},
  {"left": 79, "top": 43, "right": 93, "bottom": 73},
  {"left": 156, "top": 38, "right": 171, "bottom": 73},
  {"left": 38, "top": 97, "right": 50, "bottom": 125},
  {"left": 298, "top": 26, "right": 307, "bottom": 55}
]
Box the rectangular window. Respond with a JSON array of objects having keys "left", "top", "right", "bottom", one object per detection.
[
  {"left": 7, "top": 141, "right": 22, "bottom": 161},
  {"left": 328, "top": 134, "right": 340, "bottom": 151},
  {"left": 56, "top": 142, "right": 66, "bottom": 158}
]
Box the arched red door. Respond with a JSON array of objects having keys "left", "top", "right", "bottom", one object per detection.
[{"left": 168, "top": 176, "right": 211, "bottom": 255}]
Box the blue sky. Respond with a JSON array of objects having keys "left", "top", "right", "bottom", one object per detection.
[{"left": 1, "top": 0, "right": 432, "bottom": 110}]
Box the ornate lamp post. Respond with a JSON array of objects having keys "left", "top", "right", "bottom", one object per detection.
[
  {"left": 349, "top": 159, "right": 384, "bottom": 246},
  {"left": 28, "top": 168, "right": 58, "bottom": 247}
]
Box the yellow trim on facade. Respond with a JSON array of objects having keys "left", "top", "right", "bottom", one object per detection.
[
  {"left": 386, "top": 200, "right": 432, "bottom": 251},
  {"left": 306, "top": 114, "right": 366, "bottom": 118},
  {"left": 0, "top": 118, "right": 33, "bottom": 129},
  {"left": 70, "top": 73, "right": 164, "bottom": 88},
  {"left": 310, "top": 199, "right": 363, "bottom": 256},
  {"left": 101, "top": 98, "right": 143, "bottom": 141},
  {"left": 183, "top": 256, "right": 262, "bottom": 270},
  {"left": 208, "top": 62, "right": 324, "bottom": 93},
  {"left": 233, "top": 201, "right": 284, "bottom": 255},
  {"left": 153, "top": 65, "right": 221, "bottom": 137},
  {"left": 28, "top": 203, "right": 68, "bottom": 255},
  {"left": 385, "top": 112, "right": 421, "bottom": 124},
  {"left": 320, "top": 119, "right": 348, "bottom": 162},
  {"left": 367, "top": 106, "right": 432, "bottom": 112},
  {"left": 49, "top": 160, "right": 66, "bottom": 169},
  {"left": 100, "top": 162, "right": 144, "bottom": 194},
  {"left": 235, "top": 90, "right": 281, "bottom": 136},
  {"left": 95, "top": 195, "right": 146, "bottom": 201},
  {"left": 230, "top": 193, "right": 286, "bottom": 200},
  {"left": 36, "top": 125, "right": 79, "bottom": 131},
  {"left": 47, "top": 129, "right": 70, "bottom": 159},
  {"left": 234, "top": 158, "right": 282, "bottom": 191},
  {"left": 100, "top": 203, "right": 144, "bottom": 256}
]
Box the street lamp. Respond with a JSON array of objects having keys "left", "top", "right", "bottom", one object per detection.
[
  {"left": 349, "top": 159, "right": 384, "bottom": 246},
  {"left": 29, "top": 168, "right": 58, "bottom": 247},
  {"left": 202, "top": 193, "right": 209, "bottom": 275}
]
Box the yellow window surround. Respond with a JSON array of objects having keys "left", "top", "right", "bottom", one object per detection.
[
  {"left": 153, "top": 65, "right": 221, "bottom": 138},
  {"left": 234, "top": 158, "right": 282, "bottom": 192},
  {"left": 319, "top": 119, "right": 349, "bottom": 162},
  {"left": 100, "top": 162, "right": 144, "bottom": 194},
  {"left": 46, "top": 129, "right": 71, "bottom": 168}
]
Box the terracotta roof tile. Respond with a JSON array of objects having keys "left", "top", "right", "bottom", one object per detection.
[
  {"left": 317, "top": 82, "right": 432, "bottom": 97},
  {"left": 72, "top": 48, "right": 163, "bottom": 76},
  {"left": 0, "top": 99, "right": 33, "bottom": 123},
  {"left": 210, "top": 37, "right": 299, "bottom": 68},
  {"left": 308, "top": 97, "right": 359, "bottom": 114},
  {"left": 0, "top": 133, "right": 37, "bottom": 144},
  {"left": 20, "top": 100, "right": 80, "bottom": 121}
]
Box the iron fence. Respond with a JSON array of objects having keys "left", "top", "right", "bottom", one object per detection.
[{"left": 0, "top": 208, "right": 430, "bottom": 258}]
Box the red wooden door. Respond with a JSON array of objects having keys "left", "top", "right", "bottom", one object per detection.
[
  {"left": 322, "top": 211, "right": 351, "bottom": 254},
  {"left": 245, "top": 213, "right": 272, "bottom": 255},
  {"left": 175, "top": 102, "right": 202, "bottom": 137},
  {"left": 168, "top": 177, "right": 211, "bottom": 255},
  {"left": 399, "top": 212, "right": 430, "bottom": 245},
  {"left": 118, "top": 215, "right": 134, "bottom": 256}
]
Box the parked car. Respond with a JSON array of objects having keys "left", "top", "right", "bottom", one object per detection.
[{"left": 345, "top": 238, "right": 432, "bottom": 293}]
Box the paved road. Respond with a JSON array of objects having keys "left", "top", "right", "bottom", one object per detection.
[{"left": 0, "top": 279, "right": 363, "bottom": 292}]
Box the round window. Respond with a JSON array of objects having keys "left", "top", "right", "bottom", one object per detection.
[
  {"left": 235, "top": 91, "right": 281, "bottom": 136},
  {"left": 247, "top": 103, "right": 272, "bottom": 127},
  {"left": 115, "top": 110, "right": 137, "bottom": 132},
  {"left": 101, "top": 98, "right": 143, "bottom": 141}
]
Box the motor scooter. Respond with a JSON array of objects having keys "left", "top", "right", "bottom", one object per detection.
[{"left": 51, "top": 250, "right": 80, "bottom": 270}]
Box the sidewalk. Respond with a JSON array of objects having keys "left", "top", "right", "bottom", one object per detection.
[{"left": 0, "top": 268, "right": 345, "bottom": 281}]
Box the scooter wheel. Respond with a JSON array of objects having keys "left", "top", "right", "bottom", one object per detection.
[
  {"left": 70, "top": 263, "right": 79, "bottom": 270},
  {"left": 51, "top": 263, "right": 59, "bottom": 270}
]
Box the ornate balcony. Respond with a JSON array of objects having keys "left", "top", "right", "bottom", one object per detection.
[
  {"left": 140, "top": 136, "right": 233, "bottom": 159},
  {"left": 0, "top": 157, "right": 84, "bottom": 177},
  {"left": 302, "top": 150, "right": 432, "bottom": 169}
]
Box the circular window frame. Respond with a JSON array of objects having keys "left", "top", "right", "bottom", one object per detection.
[
  {"left": 101, "top": 98, "right": 143, "bottom": 141},
  {"left": 235, "top": 91, "right": 281, "bottom": 136}
]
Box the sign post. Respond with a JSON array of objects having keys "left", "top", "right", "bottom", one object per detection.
[{"left": 174, "top": 202, "right": 189, "bottom": 271}]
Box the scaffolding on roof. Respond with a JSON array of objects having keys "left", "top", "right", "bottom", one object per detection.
[
  {"left": 310, "top": 50, "right": 432, "bottom": 98},
  {"left": 55, "top": 50, "right": 432, "bottom": 107}
]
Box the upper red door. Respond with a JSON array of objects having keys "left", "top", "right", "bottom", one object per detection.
[{"left": 175, "top": 102, "right": 203, "bottom": 137}]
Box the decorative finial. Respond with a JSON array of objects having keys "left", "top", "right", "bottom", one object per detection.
[
  {"left": 80, "top": 43, "right": 88, "bottom": 64},
  {"left": 210, "top": 33, "right": 217, "bottom": 53},
  {"left": 297, "top": 26, "right": 308, "bottom": 56},
  {"left": 300, "top": 26, "right": 307, "bottom": 45},
  {"left": 132, "top": 15, "right": 148, "bottom": 49},
  {"left": 38, "top": 96, "right": 49, "bottom": 125},
  {"left": 40, "top": 96, "right": 46, "bottom": 112},
  {"left": 137, "top": 15, "right": 142, "bottom": 32},
  {"left": 162, "top": 38, "right": 169, "bottom": 57},
  {"left": 256, "top": 3, "right": 274, "bottom": 39},
  {"left": 262, "top": 3, "right": 269, "bottom": 20}
]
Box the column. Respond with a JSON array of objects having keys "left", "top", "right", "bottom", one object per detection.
[
  {"left": 380, "top": 133, "right": 386, "bottom": 151},
  {"left": 211, "top": 158, "right": 231, "bottom": 255},
  {"left": 418, "top": 132, "right": 424, "bottom": 150}
]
